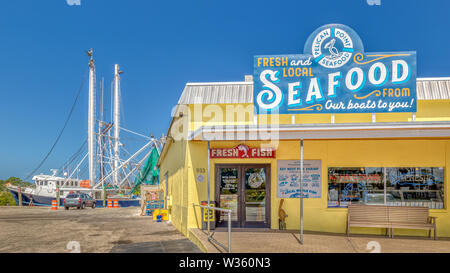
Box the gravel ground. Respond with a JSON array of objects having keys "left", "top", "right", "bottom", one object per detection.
[{"left": 0, "top": 206, "right": 201, "bottom": 253}]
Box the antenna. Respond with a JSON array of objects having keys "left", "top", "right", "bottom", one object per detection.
[{"left": 86, "top": 48, "right": 93, "bottom": 59}]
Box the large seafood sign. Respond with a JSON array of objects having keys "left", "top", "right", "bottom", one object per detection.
[{"left": 253, "top": 24, "right": 417, "bottom": 114}]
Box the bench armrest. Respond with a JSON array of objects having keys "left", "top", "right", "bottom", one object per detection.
[{"left": 428, "top": 216, "right": 437, "bottom": 224}]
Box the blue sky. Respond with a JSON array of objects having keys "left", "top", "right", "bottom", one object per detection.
[{"left": 1, "top": 0, "right": 449, "bottom": 180}]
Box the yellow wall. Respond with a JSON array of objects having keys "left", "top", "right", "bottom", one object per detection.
[
  {"left": 187, "top": 100, "right": 450, "bottom": 131},
  {"left": 158, "top": 138, "right": 189, "bottom": 236},
  {"left": 161, "top": 138, "right": 450, "bottom": 237}
]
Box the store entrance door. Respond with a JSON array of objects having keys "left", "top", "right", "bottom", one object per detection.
[{"left": 215, "top": 164, "right": 270, "bottom": 228}]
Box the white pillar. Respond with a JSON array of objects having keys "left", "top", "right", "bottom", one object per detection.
[
  {"left": 113, "top": 64, "right": 121, "bottom": 186},
  {"left": 88, "top": 50, "right": 96, "bottom": 187},
  {"left": 207, "top": 141, "right": 211, "bottom": 236},
  {"left": 299, "top": 138, "right": 304, "bottom": 244}
]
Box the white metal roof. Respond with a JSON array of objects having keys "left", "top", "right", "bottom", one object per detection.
[
  {"left": 32, "top": 174, "right": 81, "bottom": 181},
  {"left": 178, "top": 77, "right": 450, "bottom": 105}
]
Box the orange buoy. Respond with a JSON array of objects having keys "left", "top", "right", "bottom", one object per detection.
[
  {"left": 51, "top": 199, "right": 58, "bottom": 210},
  {"left": 107, "top": 199, "right": 113, "bottom": 208},
  {"left": 113, "top": 199, "right": 119, "bottom": 208}
]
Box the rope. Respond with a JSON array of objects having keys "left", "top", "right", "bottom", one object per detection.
[
  {"left": 25, "top": 69, "right": 88, "bottom": 180},
  {"left": 57, "top": 140, "right": 87, "bottom": 176}
]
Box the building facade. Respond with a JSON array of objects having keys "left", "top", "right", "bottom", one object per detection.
[{"left": 158, "top": 76, "right": 450, "bottom": 239}]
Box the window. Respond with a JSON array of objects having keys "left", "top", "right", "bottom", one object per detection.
[
  {"left": 66, "top": 194, "right": 79, "bottom": 198},
  {"left": 164, "top": 172, "right": 169, "bottom": 208},
  {"left": 328, "top": 167, "right": 444, "bottom": 209}
]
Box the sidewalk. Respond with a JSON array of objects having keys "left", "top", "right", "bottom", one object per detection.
[{"left": 190, "top": 228, "right": 450, "bottom": 253}]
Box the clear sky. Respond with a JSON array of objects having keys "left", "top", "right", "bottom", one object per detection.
[{"left": 1, "top": 0, "right": 449, "bottom": 181}]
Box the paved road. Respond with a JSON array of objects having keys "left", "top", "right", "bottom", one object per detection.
[{"left": 0, "top": 206, "right": 201, "bottom": 253}]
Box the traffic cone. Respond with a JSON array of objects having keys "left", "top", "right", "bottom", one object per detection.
[{"left": 51, "top": 200, "right": 58, "bottom": 210}]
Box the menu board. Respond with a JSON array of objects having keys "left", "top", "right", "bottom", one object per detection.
[
  {"left": 277, "top": 160, "right": 321, "bottom": 198},
  {"left": 220, "top": 168, "right": 238, "bottom": 194}
]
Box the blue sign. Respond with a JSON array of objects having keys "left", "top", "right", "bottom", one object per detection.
[{"left": 254, "top": 24, "right": 417, "bottom": 114}]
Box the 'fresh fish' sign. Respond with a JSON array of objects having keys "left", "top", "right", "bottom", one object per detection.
[{"left": 253, "top": 24, "right": 416, "bottom": 114}]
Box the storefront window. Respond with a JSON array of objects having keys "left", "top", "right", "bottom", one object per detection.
[
  {"left": 385, "top": 167, "right": 444, "bottom": 209},
  {"left": 328, "top": 167, "right": 444, "bottom": 209}
]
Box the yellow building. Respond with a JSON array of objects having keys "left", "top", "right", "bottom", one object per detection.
[{"left": 157, "top": 76, "right": 450, "bottom": 242}]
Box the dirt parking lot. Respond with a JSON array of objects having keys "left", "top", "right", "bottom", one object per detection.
[{"left": 0, "top": 206, "right": 201, "bottom": 253}]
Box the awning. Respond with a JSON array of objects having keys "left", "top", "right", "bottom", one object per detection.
[{"left": 188, "top": 121, "right": 450, "bottom": 141}]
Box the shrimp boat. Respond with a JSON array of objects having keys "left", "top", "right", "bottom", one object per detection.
[
  {"left": 9, "top": 50, "right": 161, "bottom": 207},
  {"left": 8, "top": 172, "right": 88, "bottom": 206}
]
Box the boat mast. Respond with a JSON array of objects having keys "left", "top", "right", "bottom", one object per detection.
[
  {"left": 113, "top": 64, "right": 122, "bottom": 186},
  {"left": 99, "top": 77, "right": 104, "bottom": 184},
  {"left": 87, "top": 49, "right": 96, "bottom": 187}
]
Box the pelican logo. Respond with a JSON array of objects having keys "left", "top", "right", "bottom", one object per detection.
[{"left": 312, "top": 27, "right": 354, "bottom": 69}]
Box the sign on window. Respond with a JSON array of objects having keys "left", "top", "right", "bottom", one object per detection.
[{"left": 277, "top": 160, "right": 322, "bottom": 198}]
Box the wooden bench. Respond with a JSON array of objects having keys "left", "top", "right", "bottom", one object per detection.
[
  {"left": 389, "top": 206, "right": 437, "bottom": 240},
  {"left": 347, "top": 204, "right": 390, "bottom": 237},
  {"left": 347, "top": 204, "right": 437, "bottom": 239}
]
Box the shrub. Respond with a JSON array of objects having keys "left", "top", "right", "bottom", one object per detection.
[{"left": 0, "top": 191, "right": 16, "bottom": 206}]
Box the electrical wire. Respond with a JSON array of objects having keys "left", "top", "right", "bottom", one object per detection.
[{"left": 25, "top": 69, "right": 88, "bottom": 180}]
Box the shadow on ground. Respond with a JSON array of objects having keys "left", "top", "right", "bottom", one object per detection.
[{"left": 109, "top": 238, "right": 202, "bottom": 253}]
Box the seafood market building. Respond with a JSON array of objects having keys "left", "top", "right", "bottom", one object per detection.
[{"left": 157, "top": 24, "right": 450, "bottom": 240}]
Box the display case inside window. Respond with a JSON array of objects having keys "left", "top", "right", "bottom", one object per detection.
[
  {"left": 328, "top": 167, "right": 444, "bottom": 209},
  {"left": 328, "top": 167, "right": 384, "bottom": 208},
  {"left": 385, "top": 167, "right": 444, "bottom": 209}
]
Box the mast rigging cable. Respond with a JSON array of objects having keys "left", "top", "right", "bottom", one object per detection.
[{"left": 25, "top": 69, "right": 89, "bottom": 180}]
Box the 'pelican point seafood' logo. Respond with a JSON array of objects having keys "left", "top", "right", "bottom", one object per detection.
[
  {"left": 312, "top": 27, "right": 354, "bottom": 69},
  {"left": 253, "top": 23, "right": 417, "bottom": 115}
]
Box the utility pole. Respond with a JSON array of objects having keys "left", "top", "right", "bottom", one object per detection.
[
  {"left": 87, "top": 49, "right": 96, "bottom": 187},
  {"left": 113, "top": 64, "right": 122, "bottom": 186},
  {"left": 56, "top": 184, "right": 60, "bottom": 207}
]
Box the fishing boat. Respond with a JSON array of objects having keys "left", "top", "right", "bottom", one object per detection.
[
  {"left": 8, "top": 171, "right": 86, "bottom": 206},
  {"left": 8, "top": 174, "right": 141, "bottom": 207},
  {"left": 9, "top": 50, "right": 161, "bottom": 207}
]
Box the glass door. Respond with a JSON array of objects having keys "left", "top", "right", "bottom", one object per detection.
[
  {"left": 216, "top": 164, "right": 270, "bottom": 228},
  {"left": 217, "top": 167, "right": 240, "bottom": 227},
  {"left": 243, "top": 167, "right": 269, "bottom": 227}
]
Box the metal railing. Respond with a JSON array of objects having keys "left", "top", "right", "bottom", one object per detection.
[{"left": 193, "top": 203, "right": 232, "bottom": 253}]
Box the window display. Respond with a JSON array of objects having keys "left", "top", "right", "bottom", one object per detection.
[
  {"left": 219, "top": 168, "right": 239, "bottom": 221},
  {"left": 328, "top": 167, "right": 444, "bottom": 209}
]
